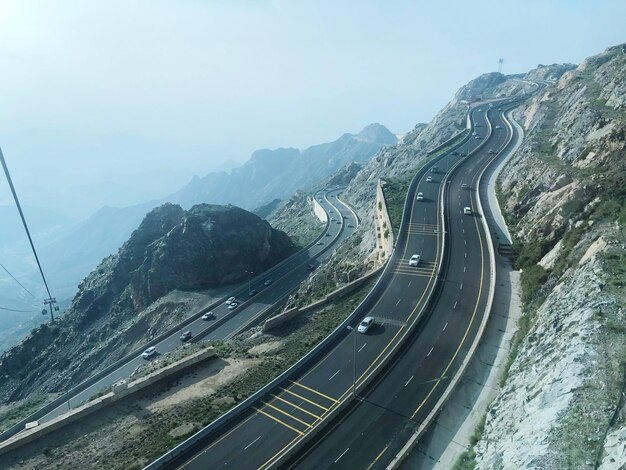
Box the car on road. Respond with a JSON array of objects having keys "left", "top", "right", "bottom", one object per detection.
[
  {"left": 348, "top": 224, "right": 354, "bottom": 228},
  {"left": 263, "top": 279, "right": 272, "bottom": 286},
  {"left": 326, "top": 233, "right": 331, "bottom": 237},
  {"left": 495, "top": 125, "right": 502, "bottom": 129},
  {"left": 471, "top": 132, "right": 477, "bottom": 136},
  {"left": 249, "top": 289, "right": 258, "bottom": 297},
  {"left": 488, "top": 149, "right": 495, "bottom": 154},
  {"left": 331, "top": 217, "right": 336, "bottom": 221},
  {"left": 409, "top": 254, "right": 420, "bottom": 266},
  {"left": 461, "top": 183, "right": 469, "bottom": 189},
  {"left": 226, "top": 296, "right": 235, "bottom": 305},
  {"left": 141, "top": 346, "right": 157, "bottom": 359},
  {"left": 475, "top": 123, "right": 481, "bottom": 127},
  {"left": 358, "top": 316, "right": 375, "bottom": 334},
  {"left": 316, "top": 241, "right": 323, "bottom": 245},
  {"left": 432, "top": 165, "right": 440, "bottom": 171},
  {"left": 228, "top": 302, "right": 239, "bottom": 310},
  {"left": 475, "top": 135, "right": 482, "bottom": 139},
  {"left": 180, "top": 331, "right": 192, "bottom": 342},
  {"left": 478, "top": 108, "right": 483, "bottom": 112},
  {"left": 307, "top": 264, "right": 315, "bottom": 271},
  {"left": 463, "top": 206, "right": 472, "bottom": 215},
  {"left": 201, "top": 311, "right": 215, "bottom": 321},
  {"left": 416, "top": 192, "right": 424, "bottom": 201},
  {"left": 459, "top": 152, "right": 466, "bottom": 157},
  {"left": 336, "top": 220, "right": 341, "bottom": 224},
  {"left": 426, "top": 176, "right": 432, "bottom": 182}
]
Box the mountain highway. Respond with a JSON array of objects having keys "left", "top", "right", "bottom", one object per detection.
[
  {"left": 2, "top": 187, "right": 358, "bottom": 436},
  {"left": 156, "top": 100, "right": 514, "bottom": 469},
  {"left": 285, "top": 104, "right": 519, "bottom": 469}
]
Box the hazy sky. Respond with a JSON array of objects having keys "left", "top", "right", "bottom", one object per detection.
[{"left": 0, "top": 0, "right": 624, "bottom": 214}]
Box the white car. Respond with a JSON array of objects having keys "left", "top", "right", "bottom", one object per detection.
[
  {"left": 495, "top": 125, "right": 502, "bottom": 129},
  {"left": 141, "top": 346, "right": 157, "bottom": 359},
  {"left": 416, "top": 192, "right": 424, "bottom": 201},
  {"left": 226, "top": 296, "right": 235, "bottom": 305},
  {"left": 426, "top": 176, "right": 432, "bottom": 182},
  {"left": 228, "top": 302, "right": 239, "bottom": 310},
  {"left": 488, "top": 149, "right": 495, "bottom": 154},
  {"left": 201, "top": 311, "right": 215, "bottom": 321},
  {"left": 358, "top": 316, "right": 375, "bottom": 334},
  {"left": 464, "top": 207, "right": 472, "bottom": 215},
  {"left": 461, "top": 183, "right": 469, "bottom": 190},
  {"left": 263, "top": 279, "right": 272, "bottom": 286},
  {"left": 409, "top": 254, "right": 420, "bottom": 266}
]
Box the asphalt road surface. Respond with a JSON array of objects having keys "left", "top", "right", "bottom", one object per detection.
[{"left": 167, "top": 101, "right": 518, "bottom": 469}]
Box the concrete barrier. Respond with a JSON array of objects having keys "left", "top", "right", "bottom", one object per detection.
[
  {"left": 263, "top": 267, "right": 384, "bottom": 331},
  {"left": 376, "top": 179, "right": 394, "bottom": 264},
  {"left": 0, "top": 347, "right": 216, "bottom": 457}
]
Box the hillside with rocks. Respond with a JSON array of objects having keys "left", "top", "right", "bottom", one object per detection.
[
  {"left": 0, "top": 203, "right": 295, "bottom": 402},
  {"left": 467, "top": 44, "right": 626, "bottom": 469},
  {"left": 284, "top": 72, "right": 536, "bottom": 303}
]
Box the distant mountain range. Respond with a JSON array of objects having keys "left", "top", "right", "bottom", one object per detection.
[
  {"left": 0, "top": 123, "right": 395, "bottom": 351},
  {"left": 169, "top": 123, "right": 397, "bottom": 209}
]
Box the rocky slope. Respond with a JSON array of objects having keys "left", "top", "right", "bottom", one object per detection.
[
  {"left": 0, "top": 203, "right": 295, "bottom": 402},
  {"left": 470, "top": 44, "right": 626, "bottom": 469}
]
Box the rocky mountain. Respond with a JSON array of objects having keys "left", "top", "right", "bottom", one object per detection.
[
  {"left": 463, "top": 44, "right": 626, "bottom": 468},
  {"left": 282, "top": 72, "right": 536, "bottom": 304},
  {"left": 169, "top": 123, "right": 397, "bottom": 210},
  {"left": 0, "top": 203, "right": 295, "bottom": 401}
]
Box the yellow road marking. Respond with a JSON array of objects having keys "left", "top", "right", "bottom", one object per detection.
[
  {"left": 262, "top": 401, "right": 313, "bottom": 429},
  {"left": 271, "top": 394, "right": 322, "bottom": 420},
  {"left": 366, "top": 444, "right": 390, "bottom": 470},
  {"left": 290, "top": 380, "right": 339, "bottom": 403},
  {"left": 410, "top": 156, "right": 487, "bottom": 420},
  {"left": 254, "top": 407, "right": 305, "bottom": 436},
  {"left": 280, "top": 388, "right": 329, "bottom": 411},
  {"left": 257, "top": 436, "right": 301, "bottom": 470}
]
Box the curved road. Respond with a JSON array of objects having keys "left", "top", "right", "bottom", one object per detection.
[{"left": 161, "top": 102, "right": 512, "bottom": 469}]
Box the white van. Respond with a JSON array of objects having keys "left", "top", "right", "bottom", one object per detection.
[{"left": 409, "top": 254, "right": 420, "bottom": 266}]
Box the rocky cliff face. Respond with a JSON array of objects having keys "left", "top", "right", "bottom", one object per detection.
[
  {"left": 0, "top": 203, "right": 295, "bottom": 402},
  {"left": 471, "top": 44, "right": 626, "bottom": 469}
]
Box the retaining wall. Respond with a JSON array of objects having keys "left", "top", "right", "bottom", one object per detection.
[
  {"left": 375, "top": 179, "right": 394, "bottom": 264},
  {"left": 0, "top": 347, "right": 217, "bottom": 456}
]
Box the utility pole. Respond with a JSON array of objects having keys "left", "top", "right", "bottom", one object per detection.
[
  {"left": 347, "top": 325, "right": 357, "bottom": 397},
  {"left": 245, "top": 270, "right": 254, "bottom": 295},
  {"left": 43, "top": 298, "right": 59, "bottom": 323},
  {"left": 1, "top": 146, "right": 57, "bottom": 323}
]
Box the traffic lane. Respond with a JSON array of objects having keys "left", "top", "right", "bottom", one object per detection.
[{"left": 291, "top": 115, "right": 500, "bottom": 468}]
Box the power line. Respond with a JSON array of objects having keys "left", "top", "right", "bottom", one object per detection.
[
  {"left": 0, "top": 261, "right": 37, "bottom": 299},
  {"left": 0, "top": 146, "right": 57, "bottom": 322},
  {"left": 0, "top": 306, "right": 37, "bottom": 313}
]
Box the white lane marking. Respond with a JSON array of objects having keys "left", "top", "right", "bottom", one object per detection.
[
  {"left": 454, "top": 301, "right": 458, "bottom": 309},
  {"left": 427, "top": 346, "right": 434, "bottom": 357},
  {"left": 443, "top": 322, "right": 448, "bottom": 331},
  {"left": 329, "top": 370, "right": 341, "bottom": 381},
  {"left": 460, "top": 282, "right": 463, "bottom": 290},
  {"left": 464, "top": 266, "right": 466, "bottom": 272},
  {"left": 396, "top": 299, "right": 401, "bottom": 306},
  {"left": 244, "top": 436, "right": 261, "bottom": 450},
  {"left": 358, "top": 343, "right": 367, "bottom": 353},
  {"left": 465, "top": 252, "right": 467, "bottom": 258},
  {"left": 405, "top": 375, "right": 414, "bottom": 387},
  {"left": 335, "top": 448, "right": 350, "bottom": 463},
  {"left": 407, "top": 281, "right": 412, "bottom": 287}
]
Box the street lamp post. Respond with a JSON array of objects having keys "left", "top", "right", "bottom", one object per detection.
[
  {"left": 347, "top": 325, "right": 357, "bottom": 397},
  {"left": 245, "top": 270, "right": 254, "bottom": 295}
]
